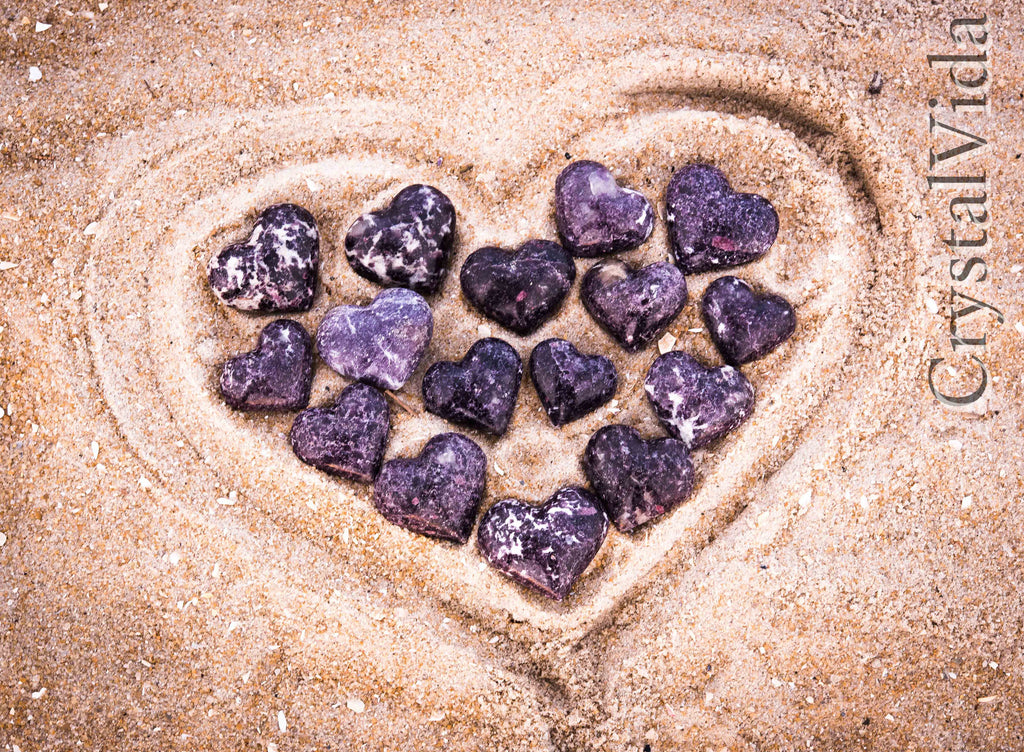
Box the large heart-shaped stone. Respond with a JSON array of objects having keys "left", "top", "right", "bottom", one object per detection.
[
  {"left": 528, "top": 338, "right": 617, "bottom": 426},
  {"left": 219, "top": 319, "right": 313, "bottom": 411},
  {"left": 701, "top": 275, "right": 796, "bottom": 365}
]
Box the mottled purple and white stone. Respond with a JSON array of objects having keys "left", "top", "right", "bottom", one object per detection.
[
  {"left": 644, "top": 351, "right": 755, "bottom": 450},
  {"left": 554, "top": 160, "right": 654, "bottom": 257},
  {"left": 583, "top": 424, "right": 694, "bottom": 533},
  {"left": 219, "top": 319, "right": 313, "bottom": 411},
  {"left": 316, "top": 288, "right": 433, "bottom": 391},
  {"left": 459, "top": 240, "right": 576, "bottom": 336},
  {"left": 207, "top": 203, "right": 319, "bottom": 312},
  {"left": 665, "top": 164, "right": 779, "bottom": 275},
  {"left": 289, "top": 382, "right": 390, "bottom": 483},
  {"left": 344, "top": 184, "right": 456, "bottom": 295},
  {"left": 701, "top": 276, "right": 796, "bottom": 365},
  {"left": 580, "top": 259, "right": 688, "bottom": 351},
  {"left": 477, "top": 486, "right": 609, "bottom": 601},
  {"left": 373, "top": 432, "right": 487, "bottom": 544},
  {"left": 529, "top": 338, "right": 617, "bottom": 426},
  {"left": 422, "top": 338, "right": 522, "bottom": 436}
]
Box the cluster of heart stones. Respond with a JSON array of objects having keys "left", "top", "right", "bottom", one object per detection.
[{"left": 207, "top": 160, "right": 796, "bottom": 601}]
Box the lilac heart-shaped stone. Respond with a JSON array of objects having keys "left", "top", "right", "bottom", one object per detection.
[
  {"left": 665, "top": 164, "right": 779, "bottom": 275},
  {"left": 422, "top": 338, "right": 522, "bottom": 436},
  {"left": 583, "top": 424, "right": 694, "bottom": 533},
  {"left": 701, "top": 276, "right": 796, "bottom": 365},
  {"left": 580, "top": 259, "right": 688, "bottom": 351},
  {"left": 644, "top": 351, "right": 754, "bottom": 449},
  {"left": 477, "top": 486, "right": 609, "bottom": 601},
  {"left": 289, "top": 382, "right": 390, "bottom": 483},
  {"left": 219, "top": 319, "right": 313, "bottom": 411},
  {"left": 373, "top": 432, "right": 487, "bottom": 544},
  {"left": 316, "top": 287, "right": 433, "bottom": 391},
  {"left": 459, "top": 240, "right": 575, "bottom": 336},
  {"left": 344, "top": 184, "right": 456, "bottom": 295},
  {"left": 554, "top": 160, "right": 654, "bottom": 257},
  {"left": 207, "top": 203, "right": 319, "bottom": 312},
  {"left": 529, "top": 338, "right": 617, "bottom": 426}
]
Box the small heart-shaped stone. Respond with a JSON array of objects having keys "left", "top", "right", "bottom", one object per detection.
[
  {"left": 477, "top": 486, "right": 609, "bottom": 601},
  {"left": 289, "top": 382, "right": 390, "bottom": 483},
  {"left": 373, "top": 432, "right": 487, "bottom": 544},
  {"left": 529, "top": 339, "right": 617, "bottom": 426},
  {"left": 580, "top": 259, "right": 688, "bottom": 351},
  {"left": 460, "top": 240, "right": 575, "bottom": 336},
  {"left": 583, "top": 424, "right": 695, "bottom": 533},
  {"left": 219, "top": 319, "right": 313, "bottom": 411},
  {"left": 207, "top": 203, "right": 319, "bottom": 312},
  {"left": 555, "top": 160, "right": 654, "bottom": 257},
  {"left": 316, "top": 287, "right": 433, "bottom": 391},
  {"left": 422, "top": 338, "right": 522, "bottom": 436},
  {"left": 344, "top": 184, "right": 456, "bottom": 295},
  {"left": 701, "top": 276, "right": 796, "bottom": 365},
  {"left": 644, "top": 351, "right": 754, "bottom": 449},
  {"left": 665, "top": 164, "right": 779, "bottom": 275}
]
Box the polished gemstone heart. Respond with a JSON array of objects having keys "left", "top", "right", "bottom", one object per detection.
[
  {"left": 701, "top": 276, "right": 796, "bottom": 365},
  {"left": 207, "top": 203, "right": 319, "bottom": 312},
  {"left": 219, "top": 319, "right": 313, "bottom": 411},
  {"left": 477, "top": 486, "right": 609, "bottom": 601},
  {"left": 528, "top": 338, "right": 617, "bottom": 426},
  {"left": 665, "top": 164, "right": 778, "bottom": 275}
]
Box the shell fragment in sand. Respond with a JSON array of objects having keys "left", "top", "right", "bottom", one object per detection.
[{"left": 346, "top": 698, "right": 366, "bottom": 713}]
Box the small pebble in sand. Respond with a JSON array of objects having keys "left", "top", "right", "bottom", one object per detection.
[
  {"left": 868, "top": 71, "right": 884, "bottom": 95},
  {"left": 219, "top": 320, "right": 313, "bottom": 411},
  {"left": 0, "top": 531, "right": 7, "bottom": 548},
  {"left": 529, "top": 338, "right": 617, "bottom": 426},
  {"left": 701, "top": 276, "right": 796, "bottom": 365},
  {"left": 28, "top": 66, "right": 42, "bottom": 82},
  {"left": 346, "top": 698, "right": 366, "bottom": 713}
]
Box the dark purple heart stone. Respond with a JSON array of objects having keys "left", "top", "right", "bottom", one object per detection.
[
  {"left": 219, "top": 319, "right": 313, "bottom": 411},
  {"left": 529, "top": 338, "right": 617, "bottom": 426},
  {"left": 583, "top": 424, "right": 695, "bottom": 533},
  {"left": 477, "top": 486, "right": 609, "bottom": 601},
  {"left": 580, "top": 259, "right": 688, "bottom": 351},
  {"left": 459, "top": 240, "right": 575, "bottom": 336},
  {"left": 554, "top": 160, "right": 654, "bottom": 257},
  {"left": 701, "top": 276, "right": 796, "bottom": 365},
  {"left": 316, "top": 287, "right": 433, "bottom": 391},
  {"left": 289, "top": 382, "right": 390, "bottom": 483},
  {"left": 422, "top": 338, "right": 522, "bottom": 436},
  {"left": 665, "top": 164, "right": 779, "bottom": 275},
  {"left": 373, "top": 432, "right": 487, "bottom": 544},
  {"left": 344, "top": 184, "right": 456, "bottom": 295},
  {"left": 644, "top": 351, "right": 755, "bottom": 449},
  {"left": 207, "top": 203, "right": 319, "bottom": 312}
]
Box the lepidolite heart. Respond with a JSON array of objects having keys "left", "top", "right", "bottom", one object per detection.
[
  {"left": 219, "top": 319, "right": 313, "bottom": 411},
  {"left": 289, "top": 382, "right": 390, "bottom": 483},
  {"left": 644, "top": 351, "right": 754, "bottom": 449},
  {"left": 207, "top": 203, "right": 319, "bottom": 311},
  {"left": 477, "top": 486, "right": 609, "bottom": 601},
  {"left": 459, "top": 240, "right": 575, "bottom": 336},
  {"left": 529, "top": 338, "right": 617, "bottom": 426},
  {"left": 665, "top": 164, "right": 779, "bottom": 275},
  {"left": 316, "top": 287, "right": 433, "bottom": 391},
  {"left": 554, "top": 160, "right": 654, "bottom": 257},
  {"left": 344, "top": 184, "right": 456, "bottom": 295},
  {"left": 580, "top": 259, "right": 688, "bottom": 351},
  {"left": 583, "top": 424, "right": 694, "bottom": 533},
  {"left": 701, "top": 276, "right": 796, "bottom": 365},
  {"left": 373, "top": 432, "right": 487, "bottom": 544},
  {"left": 422, "top": 338, "right": 522, "bottom": 436}
]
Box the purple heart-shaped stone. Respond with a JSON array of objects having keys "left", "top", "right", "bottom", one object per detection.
[
  {"left": 665, "top": 164, "right": 778, "bottom": 275},
  {"left": 644, "top": 351, "right": 754, "bottom": 449},
  {"left": 555, "top": 160, "right": 654, "bottom": 257},
  {"left": 373, "top": 432, "right": 487, "bottom": 544},
  {"left": 459, "top": 240, "right": 575, "bottom": 336},
  {"left": 422, "top": 338, "right": 522, "bottom": 436},
  {"left": 477, "top": 486, "right": 609, "bottom": 601},
  {"left": 219, "top": 319, "right": 313, "bottom": 411},
  {"left": 344, "top": 184, "right": 456, "bottom": 295},
  {"left": 316, "top": 287, "right": 433, "bottom": 391},
  {"left": 529, "top": 338, "right": 617, "bottom": 426},
  {"left": 289, "top": 382, "right": 390, "bottom": 483},
  {"left": 701, "top": 276, "right": 796, "bottom": 365},
  {"left": 583, "top": 424, "right": 695, "bottom": 533},
  {"left": 580, "top": 259, "right": 688, "bottom": 351},
  {"left": 207, "top": 203, "right": 319, "bottom": 312}
]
